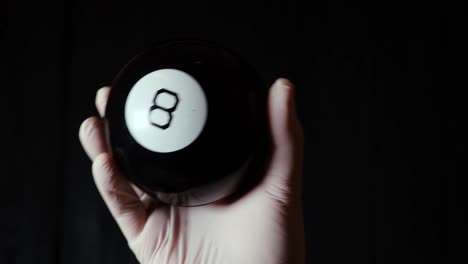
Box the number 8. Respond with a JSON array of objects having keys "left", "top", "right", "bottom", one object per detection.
[{"left": 148, "top": 89, "right": 179, "bottom": 130}]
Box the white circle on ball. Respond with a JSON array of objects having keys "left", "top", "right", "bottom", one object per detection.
[{"left": 125, "top": 68, "right": 208, "bottom": 153}]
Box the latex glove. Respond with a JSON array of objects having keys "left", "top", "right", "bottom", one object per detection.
[{"left": 79, "top": 78, "right": 305, "bottom": 264}]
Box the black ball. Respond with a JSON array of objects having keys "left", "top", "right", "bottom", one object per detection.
[{"left": 104, "top": 39, "right": 268, "bottom": 206}]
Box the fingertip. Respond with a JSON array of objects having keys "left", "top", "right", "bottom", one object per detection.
[
  {"left": 96, "top": 86, "right": 111, "bottom": 98},
  {"left": 92, "top": 152, "right": 114, "bottom": 180},
  {"left": 277, "top": 78, "right": 296, "bottom": 108},
  {"left": 274, "top": 78, "right": 302, "bottom": 134},
  {"left": 271, "top": 78, "right": 297, "bottom": 111},
  {"left": 79, "top": 116, "right": 101, "bottom": 147},
  {"left": 92, "top": 151, "right": 111, "bottom": 166},
  {"left": 79, "top": 116, "right": 108, "bottom": 161},
  {"left": 274, "top": 78, "right": 294, "bottom": 89},
  {"left": 268, "top": 77, "right": 298, "bottom": 140},
  {"left": 96, "top": 86, "right": 111, "bottom": 117},
  {"left": 79, "top": 116, "right": 99, "bottom": 136}
]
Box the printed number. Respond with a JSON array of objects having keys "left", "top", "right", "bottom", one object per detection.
[{"left": 148, "top": 89, "right": 179, "bottom": 129}]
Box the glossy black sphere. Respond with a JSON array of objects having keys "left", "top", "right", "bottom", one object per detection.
[{"left": 104, "top": 39, "right": 268, "bottom": 206}]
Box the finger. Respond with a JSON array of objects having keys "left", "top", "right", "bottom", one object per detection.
[
  {"left": 79, "top": 117, "right": 109, "bottom": 161},
  {"left": 96, "top": 86, "right": 111, "bottom": 117},
  {"left": 262, "top": 78, "right": 304, "bottom": 199},
  {"left": 131, "top": 184, "right": 156, "bottom": 209},
  {"left": 93, "top": 153, "right": 147, "bottom": 241}
]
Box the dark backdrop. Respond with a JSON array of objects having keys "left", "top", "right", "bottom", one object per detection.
[{"left": 3, "top": 0, "right": 465, "bottom": 263}]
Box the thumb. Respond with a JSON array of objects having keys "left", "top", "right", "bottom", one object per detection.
[{"left": 262, "top": 78, "right": 304, "bottom": 204}]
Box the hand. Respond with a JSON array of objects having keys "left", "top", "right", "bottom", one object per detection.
[{"left": 79, "top": 78, "right": 305, "bottom": 264}]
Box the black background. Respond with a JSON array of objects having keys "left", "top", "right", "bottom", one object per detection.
[{"left": 3, "top": 0, "right": 465, "bottom": 263}]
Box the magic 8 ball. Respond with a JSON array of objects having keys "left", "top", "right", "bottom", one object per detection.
[{"left": 105, "top": 39, "right": 268, "bottom": 206}]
